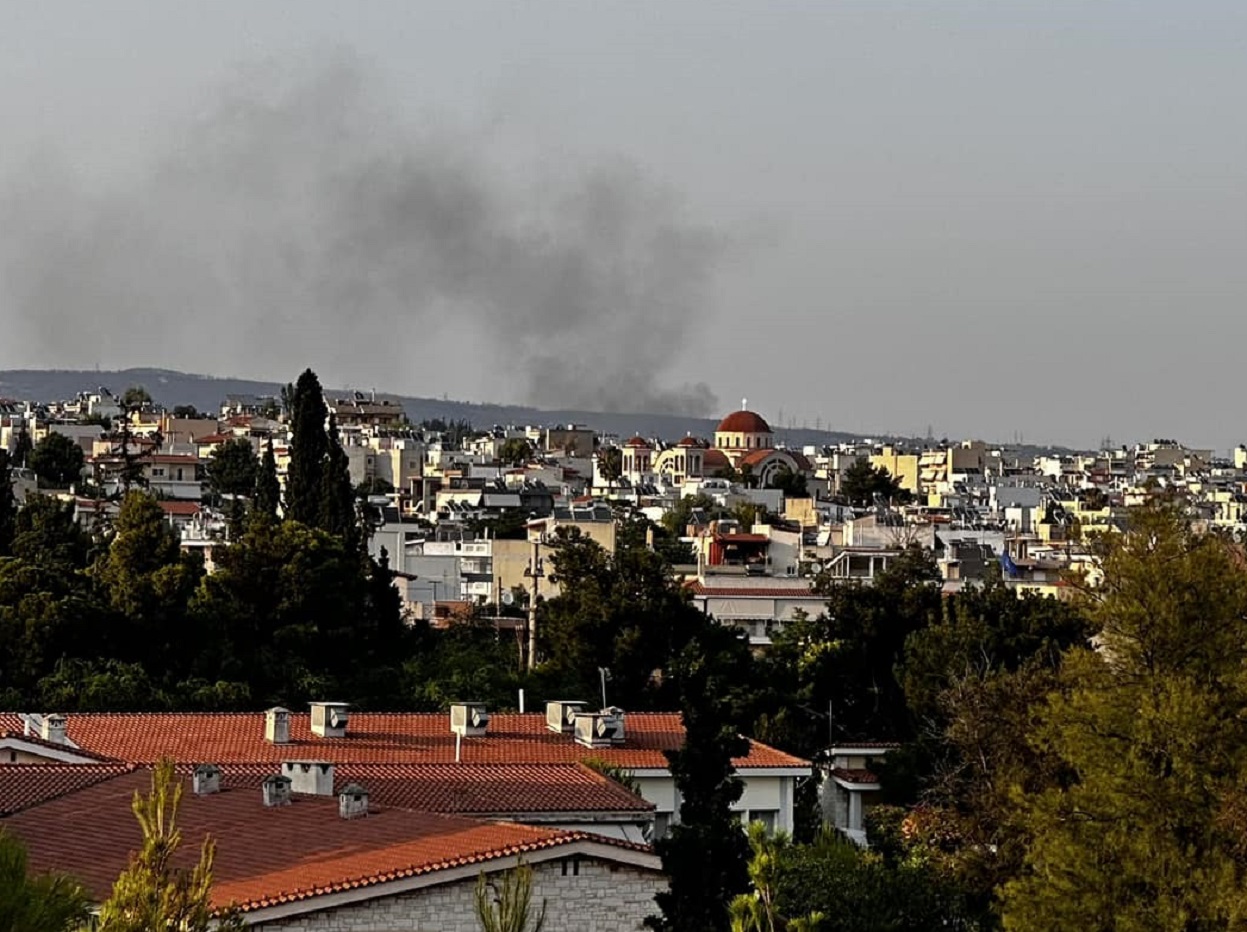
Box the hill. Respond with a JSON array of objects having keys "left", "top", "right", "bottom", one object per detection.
[{"left": 0, "top": 367, "right": 891, "bottom": 449}]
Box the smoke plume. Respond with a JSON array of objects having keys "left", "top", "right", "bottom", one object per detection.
[{"left": 0, "top": 55, "right": 721, "bottom": 416}]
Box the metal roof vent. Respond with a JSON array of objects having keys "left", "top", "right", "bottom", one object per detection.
[
  {"left": 265, "top": 707, "right": 291, "bottom": 745},
  {"left": 450, "top": 703, "right": 489, "bottom": 738},
  {"left": 573, "top": 709, "right": 625, "bottom": 749},
  {"left": 262, "top": 774, "right": 292, "bottom": 807},
  {"left": 281, "top": 760, "right": 335, "bottom": 796},
  {"left": 193, "top": 763, "right": 222, "bottom": 796},
  {"left": 309, "top": 702, "right": 349, "bottom": 739},
  {"left": 41, "top": 713, "right": 68, "bottom": 745},
  {"left": 546, "top": 701, "right": 587, "bottom": 734},
  {"left": 339, "top": 783, "right": 369, "bottom": 820}
]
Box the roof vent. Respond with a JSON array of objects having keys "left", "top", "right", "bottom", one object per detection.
[
  {"left": 309, "top": 702, "right": 349, "bottom": 739},
  {"left": 339, "top": 783, "right": 369, "bottom": 820},
  {"left": 40, "top": 713, "right": 67, "bottom": 745},
  {"left": 262, "top": 774, "right": 292, "bottom": 808},
  {"left": 573, "top": 709, "right": 626, "bottom": 749},
  {"left": 265, "top": 707, "right": 291, "bottom": 745},
  {"left": 193, "top": 763, "right": 221, "bottom": 796},
  {"left": 546, "top": 701, "right": 587, "bottom": 734},
  {"left": 281, "top": 760, "right": 335, "bottom": 796},
  {"left": 450, "top": 703, "right": 489, "bottom": 738}
]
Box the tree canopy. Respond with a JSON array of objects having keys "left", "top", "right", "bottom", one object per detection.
[{"left": 27, "top": 433, "right": 85, "bottom": 489}]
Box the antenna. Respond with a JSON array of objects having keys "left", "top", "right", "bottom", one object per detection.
[{"left": 742, "top": 397, "right": 748, "bottom": 411}]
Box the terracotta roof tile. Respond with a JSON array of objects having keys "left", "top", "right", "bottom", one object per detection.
[
  {"left": 830, "top": 767, "right": 880, "bottom": 785},
  {"left": 5, "top": 771, "right": 640, "bottom": 912},
  {"left": 0, "top": 762, "right": 136, "bottom": 815},
  {"left": 186, "top": 762, "right": 653, "bottom": 814},
  {"left": 716, "top": 411, "right": 773, "bottom": 434},
  {"left": 40, "top": 711, "right": 808, "bottom": 770}
]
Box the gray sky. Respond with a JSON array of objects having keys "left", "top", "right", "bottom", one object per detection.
[{"left": 1, "top": 2, "right": 1245, "bottom": 451}]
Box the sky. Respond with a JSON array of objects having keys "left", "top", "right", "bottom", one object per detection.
[{"left": 1, "top": 2, "right": 1245, "bottom": 451}]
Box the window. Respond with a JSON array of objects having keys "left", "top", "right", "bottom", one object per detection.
[{"left": 748, "top": 810, "right": 778, "bottom": 833}]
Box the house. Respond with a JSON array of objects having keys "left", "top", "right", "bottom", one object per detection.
[
  {"left": 0, "top": 705, "right": 811, "bottom": 839},
  {"left": 686, "top": 578, "right": 824, "bottom": 647},
  {"left": 819, "top": 743, "right": 899, "bottom": 846},
  {"left": 2, "top": 767, "right": 664, "bottom": 931}
]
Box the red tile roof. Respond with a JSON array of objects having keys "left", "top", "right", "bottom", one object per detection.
[
  {"left": 158, "top": 501, "right": 202, "bottom": 516},
  {"left": 716, "top": 411, "right": 773, "bottom": 434},
  {"left": 830, "top": 767, "right": 879, "bottom": 785},
  {"left": 194, "top": 762, "right": 653, "bottom": 814},
  {"left": 6, "top": 770, "right": 644, "bottom": 912},
  {"left": 0, "top": 762, "right": 137, "bottom": 815},
  {"left": 0, "top": 729, "right": 119, "bottom": 762},
  {"left": 31, "top": 711, "right": 808, "bottom": 770}
]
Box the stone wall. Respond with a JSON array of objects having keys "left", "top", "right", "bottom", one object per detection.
[{"left": 252, "top": 856, "right": 665, "bottom": 932}]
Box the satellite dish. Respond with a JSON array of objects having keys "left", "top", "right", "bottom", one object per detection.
[{"left": 501, "top": 591, "right": 515, "bottom": 606}]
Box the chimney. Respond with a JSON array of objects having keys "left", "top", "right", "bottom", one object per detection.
[
  {"left": 41, "top": 713, "right": 67, "bottom": 745},
  {"left": 309, "top": 702, "right": 349, "bottom": 739},
  {"left": 262, "top": 774, "right": 293, "bottom": 807},
  {"left": 545, "top": 701, "right": 587, "bottom": 734},
  {"left": 449, "top": 703, "right": 489, "bottom": 738},
  {"left": 281, "top": 760, "right": 335, "bottom": 796},
  {"left": 265, "top": 707, "right": 292, "bottom": 745},
  {"left": 193, "top": 763, "right": 222, "bottom": 796},
  {"left": 338, "top": 783, "right": 369, "bottom": 820},
  {"left": 573, "top": 709, "right": 625, "bottom": 749}
]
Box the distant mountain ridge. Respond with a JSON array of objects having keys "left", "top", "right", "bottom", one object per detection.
[{"left": 0, "top": 367, "right": 890, "bottom": 449}]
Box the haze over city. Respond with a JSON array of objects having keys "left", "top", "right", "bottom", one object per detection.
[{"left": 2, "top": 2, "right": 1245, "bottom": 451}]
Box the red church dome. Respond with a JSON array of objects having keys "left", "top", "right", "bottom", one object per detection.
[{"left": 716, "top": 410, "right": 773, "bottom": 434}]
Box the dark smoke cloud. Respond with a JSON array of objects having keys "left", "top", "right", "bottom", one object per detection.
[{"left": 0, "top": 55, "right": 721, "bottom": 416}]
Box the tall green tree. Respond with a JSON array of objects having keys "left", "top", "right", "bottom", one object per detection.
[
  {"left": 27, "top": 433, "right": 85, "bottom": 489},
  {"left": 319, "top": 416, "right": 356, "bottom": 545},
  {"left": 539, "top": 528, "right": 705, "bottom": 708},
  {"left": 96, "top": 759, "right": 244, "bottom": 932},
  {"left": 13, "top": 429, "right": 33, "bottom": 468},
  {"left": 0, "top": 448, "right": 15, "bottom": 556},
  {"left": 0, "top": 830, "right": 90, "bottom": 932},
  {"left": 10, "top": 495, "right": 92, "bottom": 568},
  {"left": 1001, "top": 505, "right": 1247, "bottom": 930},
  {"left": 839, "top": 459, "right": 909, "bottom": 507},
  {"left": 648, "top": 621, "right": 755, "bottom": 932},
  {"left": 205, "top": 438, "right": 258, "bottom": 500},
  {"left": 285, "top": 369, "right": 329, "bottom": 525},
  {"left": 91, "top": 491, "right": 202, "bottom": 674},
  {"left": 252, "top": 440, "right": 280, "bottom": 523}
]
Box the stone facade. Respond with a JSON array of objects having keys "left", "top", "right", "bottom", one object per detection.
[{"left": 251, "top": 857, "right": 665, "bottom": 932}]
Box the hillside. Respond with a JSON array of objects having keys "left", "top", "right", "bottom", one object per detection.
[{"left": 0, "top": 367, "right": 890, "bottom": 448}]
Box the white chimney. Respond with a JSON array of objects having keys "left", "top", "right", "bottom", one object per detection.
[
  {"left": 309, "top": 702, "right": 349, "bottom": 739},
  {"left": 193, "top": 763, "right": 222, "bottom": 796},
  {"left": 262, "top": 774, "right": 293, "bottom": 807},
  {"left": 41, "top": 713, "right": 67, "bottom": 745},
  {"left": 450, "top": 703, "right": 489, "bottom": 738},
  {"left": 545, "top": 701, "right": 587, "bottom": 734},
  {"left": 265, "top": 707, "right": 292, "bottom": 745},
  {"left": 573, "top": 709, "right": 625, "bottom": 749},
  {"left": 282, "top": 760, "right": 335, "bottom": 796},
  {"left": 338, "top": 783, "right": 369, "bottom": 820}
]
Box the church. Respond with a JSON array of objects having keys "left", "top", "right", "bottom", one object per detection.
[{"left": 618, "top": 403, "right": 810, "bottom": 488}]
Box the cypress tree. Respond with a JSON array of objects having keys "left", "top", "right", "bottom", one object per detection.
[
  {"left": 648, "top": 622, "right": 753, "bottom": 932},
  {"left": 0, "top": 449, "right": 15, "bottom": 556},
  {"left": 252, "top": 441, "right": 280, "bottom": 523},
  {"left": 319, "top": 416, "right": 356, "bottom": 545},
  {"left": 285, "top": 369, "right": 329, "bottom": 525}
]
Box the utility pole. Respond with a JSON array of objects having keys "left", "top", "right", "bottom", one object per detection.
[{"left": 523, "top": 540, "right": 544, "bottom": 671}]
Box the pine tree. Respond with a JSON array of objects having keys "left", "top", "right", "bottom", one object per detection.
[
  {"left": 0, "top": 449, "right": 16, "bottom": 557},
  {"left": 285, "top": 369, "right": 329, "bottom": 525},
  {"left": 0, "top": 829, "right": 89, "bottom": 932},
  {"left": 97, "top": 759, "right": 244, "bottom": 931},
  {"left": 1001, "top": 504, "right": 1247, "bottom": 930},
  {"left": 252, "top": 440, "right": 280, "bottom": 523}
]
